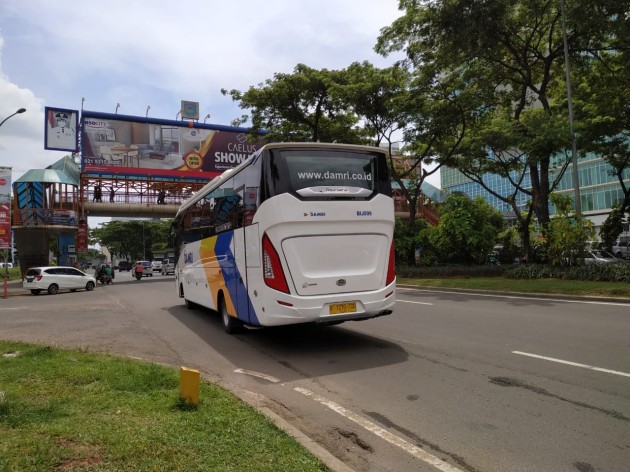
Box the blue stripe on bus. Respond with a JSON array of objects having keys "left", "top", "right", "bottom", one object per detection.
[{"left": 215, "top": 232, "right": 260, "bottom": 327}]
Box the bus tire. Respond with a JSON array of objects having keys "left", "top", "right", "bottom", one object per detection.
[
  {"left": 180, "top": 285, "right": 196, "bottom": 309},
  {"left": 219, "top": 295, "right": 241, "bottom": 334}
]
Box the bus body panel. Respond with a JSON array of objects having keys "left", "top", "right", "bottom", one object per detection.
[
  {"left": 179, "top": 233, "right": 260, "bottom": 326},
  {"left": 282, "top": 234, "right": 389, "bottom": 296}
]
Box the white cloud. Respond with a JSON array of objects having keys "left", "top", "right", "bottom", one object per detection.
[{"left": 0, "top": 0, "right": 441, "bottom": 208}]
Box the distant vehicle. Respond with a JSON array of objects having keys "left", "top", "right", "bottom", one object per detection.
[
  {"left": 151, "top": 260, "right": 163, "bottom": 272},
  {"left": 611, "top": 240, "right": 630, "bottom": 259},
  {"left": 23, "top": 266, "right": 96, "bottom": 295},
  {"left": 118, "top": 261, "right": 132, "bottom": 272},
  {"left": 584, "top": 249, "right": 618, "bottom": 264},
  {"left": 133, "top": 260, "right": 153, "bottom": 277},
  {"left": 161, "top": 258, "right": 175, "bottom": 275}
]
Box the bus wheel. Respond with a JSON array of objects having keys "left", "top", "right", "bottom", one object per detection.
[
  {"left": 220, "top": 296, "right": 241, "bottom": 334},
  {"left": 181, "top": 285, "right": 196, "bottom": 310}
]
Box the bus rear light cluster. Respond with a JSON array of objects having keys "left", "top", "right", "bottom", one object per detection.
[
  {"left": 386, "top": 241, "right": 395, "bottom": 285},
  {"left": 262, "top": 233, "right": 290, "bottom": 294}
]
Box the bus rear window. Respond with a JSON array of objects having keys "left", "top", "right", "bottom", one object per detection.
[{"left": 264, "top": 148, "right": 391, "bottom": 199}]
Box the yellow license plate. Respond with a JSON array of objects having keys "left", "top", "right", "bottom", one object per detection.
[{"left": 329, "top": 302, "right": 356, "bottom": 315}]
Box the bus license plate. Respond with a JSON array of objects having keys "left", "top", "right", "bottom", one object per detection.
[{"left": 329, "top": 302, "right": 356, "bottom": 315}]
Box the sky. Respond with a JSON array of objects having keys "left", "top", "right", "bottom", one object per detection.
[{"left": 0, "top": 1, "right": 436, "bottom": 226}]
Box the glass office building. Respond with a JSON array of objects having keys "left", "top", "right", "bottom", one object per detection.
[{"left": 441, "top": 154, "right": 630, "bottom": 235}]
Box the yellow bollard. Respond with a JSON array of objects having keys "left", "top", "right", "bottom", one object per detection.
[{"left": 179, "top": 366, "right": 200, "bottom": 406}]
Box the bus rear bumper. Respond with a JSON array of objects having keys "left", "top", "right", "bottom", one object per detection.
[{"left": 252, "top": 283, "right": 396, "bottom": 327}]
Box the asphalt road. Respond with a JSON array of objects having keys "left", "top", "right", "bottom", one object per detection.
[{"left": 1, "top": 276, "right": 629, "bottom": 472}]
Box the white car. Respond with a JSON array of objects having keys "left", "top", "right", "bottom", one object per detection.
[
  {"left": 584, "top": 249, "right": 618, "bottom": 264},
  {"left": 23, "top": 266, "right": 96, "bottom": 295},
  {"left": 151, "top": 260, "right": 163, "bottom": 272}
]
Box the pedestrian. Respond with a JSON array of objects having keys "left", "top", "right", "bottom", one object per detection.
[
  {"left": 157, "top": 189, "right": 166, "bottom": 204},
  {"left": 109, "top": 187, "right": 115, "bottom": 203},
  {"left": 93, "top": 184, "right": 102, "bottom": 202}
]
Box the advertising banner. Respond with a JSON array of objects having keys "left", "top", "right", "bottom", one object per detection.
[
  {"left": 0, "top": 167, "right": 11, "bottom": 203},
  {"left": 0, "top": 202, "right": 10, "bottom": 249},
  {"left": 45, "top": 107, "right": 79, "bottom": 152},
  {"left": 0, "top": 168, "right": 12, "bottom": 250},
  {"left": 81, "top": 111, "right": 265, "bottom": 180},
  {"left": 18, "top": 209, "right": 77, "bottom": 227},
  {"left": 77, "top": 220, "right": 88, "bottom": 253}
]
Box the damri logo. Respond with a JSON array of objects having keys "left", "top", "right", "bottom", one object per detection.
[{"left": 303, "top": 211, "right": 326, "bottom": 217}]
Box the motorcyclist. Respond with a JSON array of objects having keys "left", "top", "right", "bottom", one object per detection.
[
  {"left": 105, "top": 263, "right": 114, "bottom": 283},
  {"left": 134, "top": 261, "right": 144, "bottom": 280}
]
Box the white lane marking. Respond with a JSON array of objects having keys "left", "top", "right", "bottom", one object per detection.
[
  {"left": 234, "top": 368, "right": 280, "bottom": 383},
  {"left": 397, "top": 300, "right": 434, "bottom": 306},
  {"left": 1, "top": 307, "right": 29, "bottom": 310},
  {"left": 397, "top": 287, "right": 630, "bottom": 307},
  {"left": 294, "top": 387, "right": 465, "bottom": 472},
  {"left": 513, "top": 351, "right": 630, "bottom": 378}
]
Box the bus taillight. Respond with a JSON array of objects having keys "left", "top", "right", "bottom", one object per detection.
[
  {"left": 262, "top": 233, "right": 290, "bottom": 294},
  {"left": 386, "top": 241, "right": 395, "bottom": 285}
]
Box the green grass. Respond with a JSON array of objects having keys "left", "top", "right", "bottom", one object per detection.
[
  {"left": 397, "top": 276, "right": 630, "bottom": 298},
  {"left": 0, "top": 341, "right": 330, "bottom": 472}
]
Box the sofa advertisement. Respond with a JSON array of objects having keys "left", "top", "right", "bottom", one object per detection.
[{"left": 81, "top": 111, "right": 265, "bottom": 180}]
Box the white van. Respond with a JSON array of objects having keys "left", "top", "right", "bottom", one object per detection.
[{"left": 161, "top": 258, "right": 175, "bottom": 275}]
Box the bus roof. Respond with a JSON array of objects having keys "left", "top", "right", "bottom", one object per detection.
[{"left": 175, "top": 142, "right": 388, "bottom": 217}]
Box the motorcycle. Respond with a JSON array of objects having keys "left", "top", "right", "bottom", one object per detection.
[
  {"left": 134, "top": 271, "right": 142, "bottom": 280},
  {"left": 98, "top": 272, "right": 112, "bottom": 285}
]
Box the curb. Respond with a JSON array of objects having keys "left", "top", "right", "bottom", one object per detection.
[{"left": 397, "top": 284, "right": 630, "bottom": 304}]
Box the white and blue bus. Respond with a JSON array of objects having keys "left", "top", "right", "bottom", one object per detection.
[{"left": 174, "top": 142, "right": 396, "bottom": 333}]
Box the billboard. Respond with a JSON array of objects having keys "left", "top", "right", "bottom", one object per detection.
[
  {"left": 0, "top": 202, "right": 10, "bottom": 249},
  {"left": 45, "top": 107, "right": 79, "bottom": 152},
  {"left": 81, "top": 111, "right": 265, "bottom": 180},
  {"left": 0, "top": 167, "right": 11, "bottom": 203},
  {"left": 0, "top": 168, "right": 11, "bottom": 250}
]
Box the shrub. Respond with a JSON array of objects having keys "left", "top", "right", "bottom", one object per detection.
[{"left": 504, "top": 262, "right": 630, "bottom": 282}]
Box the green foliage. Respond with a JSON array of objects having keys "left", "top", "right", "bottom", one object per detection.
[
  {"left": 90, "top": 220, "right": 173, "bottom": 261},
  {"left": 546, "top": 193, "right": 595, "bottom": 266},
  {"left": 397, "top": 264, "right": 506, "bottom": 278},
  {"left": 221, "top": 63, "right": 366, "bottom": 144},
  {"left": 393, "top": 218, "right": 432, "bottom": 266},
  {"left": 599, "top": 205, "right": 629, "bottom": 250},
  {"left": 505, "top": 262, "right": 630, "bottom": 283},
  {"left": 423, "top": 194, "right": 503, "bottom": 265},
  {"left": 0, "top": 341, "right": 328, "bottom": 472}
]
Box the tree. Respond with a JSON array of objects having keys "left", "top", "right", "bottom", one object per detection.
[
  {"left": 546, "top": 193, "right": 595, "bottom": 266},
  {"left": 90, "top": 220, "right": 172, "bottom": 262},
  {"left": 423, "top": 194, "right": 504, "bottom": 265},
  {"left": 376, "top": 0, "right": 627, "bottom": 258},
  {"left": 221, "top": 63, "right": 365, "bottom": 143},
  {"left": 575, "top": 17, "right": 630, "bottom": 243}
]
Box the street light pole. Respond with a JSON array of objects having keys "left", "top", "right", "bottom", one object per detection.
[
  {"left": 0, "top": 108, "right": 26, "bottom": 128},
  {"left": 560, "top": 0, "right": 581, "bottom": 216}
]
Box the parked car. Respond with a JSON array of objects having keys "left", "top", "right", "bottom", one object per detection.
[
  {"left": 584, "top": 249, "right": 618, "bottom": 264},
  {"left": 132, "top": 260, "right": 153, "bottom": 277},
  {"left": 0, "top": 262, "right": 13, "bottom": 269},
  {"left": 151, "top": 260, "right": 163, "bottom": 272},
  {"left": 23, "top": 266, "right": 96, "bottom": 295},
  {"left": 611, "top": 240, "right": 630, "bottom": 260},
  {"left": 161, "top": 258, "right": 175, "bottom": 275},
  {"left": 118, "top": 261, "right": 132, "bottom": 272}
]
